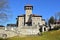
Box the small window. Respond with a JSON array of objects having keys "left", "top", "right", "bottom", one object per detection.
[
  {"left": 26, "top": 8, "right": 29, "bottom": 10},
  {"left": 30, "top": 8, "right": 31, "bottom": 9}
]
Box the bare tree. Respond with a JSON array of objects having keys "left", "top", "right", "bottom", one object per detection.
[
  {"left": 0, "top": 0, "right": 10, "bottom": 24},
  {"left": 55, "top": 12, "right": 60, "bottom": 21},
  {"left": 57, "top": 12, "right": 60, "bottom": 20},
  {"left": 0, "top": 0, "right": 9, "bottom": 11}
]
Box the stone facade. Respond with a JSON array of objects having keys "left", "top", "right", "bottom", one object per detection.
[
  {"left": 18, "top": 17, "right": 24, "bottom": 27},
  {"left": 16, "top": 5, "right": 46, "bottom": 35},
  {"left": 17, "top": 5, "right": 45, "bottom": 27}
]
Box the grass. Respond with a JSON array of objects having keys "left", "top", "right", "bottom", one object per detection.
[{"left": 1, "top": 30, "right": 60, "bottom": 40}]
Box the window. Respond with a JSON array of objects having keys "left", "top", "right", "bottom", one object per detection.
[
  {"left": 28, "top": 8, "right": 29, "bottom": 9},
  {"left": 26, "top": 7, "right": 29, "bottom": 10},
  {"left": 30, "top": 8, "right": 31, "bottom": 10}
]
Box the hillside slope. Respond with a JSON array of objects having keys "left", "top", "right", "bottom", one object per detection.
[{"left": 2, "top": 30, "right": 60, "bottom": 40}]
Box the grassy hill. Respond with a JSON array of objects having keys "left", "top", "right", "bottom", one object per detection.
[{"left": 1, "top": 30, "right": 60, "bottom": 40}]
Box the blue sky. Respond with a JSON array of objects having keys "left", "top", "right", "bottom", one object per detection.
[{"left": 4, "top": 0, "right": 60, "bottom": 26}]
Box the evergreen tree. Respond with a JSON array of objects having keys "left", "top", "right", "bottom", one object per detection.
[{"left": 48, "top": 16, "right": 55, "bottom": 25}]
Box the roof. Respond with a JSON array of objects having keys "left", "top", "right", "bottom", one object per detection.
[
  {"left": 7, "top": 24, "right": 17, "bottom": 27},
  {"left": 18, "top": 14, "right": 25, "bottom": 17},
  {"left": 24, "top": 4, "right": 33, "bottom": 10},
  {"left": 18, "top": 14, "right": 42, "bottom": 17},
  {"left": 0, "top": 25, "right": 5, "bottom": 27}
]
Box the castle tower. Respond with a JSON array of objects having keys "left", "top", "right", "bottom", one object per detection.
[{"left": 24, "top": 5, "right": 33, "bottom": 24}]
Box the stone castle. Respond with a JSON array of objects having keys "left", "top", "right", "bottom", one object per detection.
[
  {"left": 16, "top": 5, "right": 46, "bottom": 35},
  {"left": 0, "top": 5, "right": 49, "bottom": 38},
  {"left": 17, "top": 5, "right": 45, "bottom": 27}
]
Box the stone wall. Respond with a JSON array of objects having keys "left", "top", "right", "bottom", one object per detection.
[
  {"left": 18, "top": 17, "right": 24, "bottom": 27},
  {"left": 17, "top": 26, "right": 40, "bottom": 35},
  {"left": 32, "top": 17, "right": 45, "bottom": 26},
  {"left": 32, "top": 17, "right": 42, "bottom": 25},
  {"left": 0, "top": 29, "right": 17, "bottom": 38}
]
